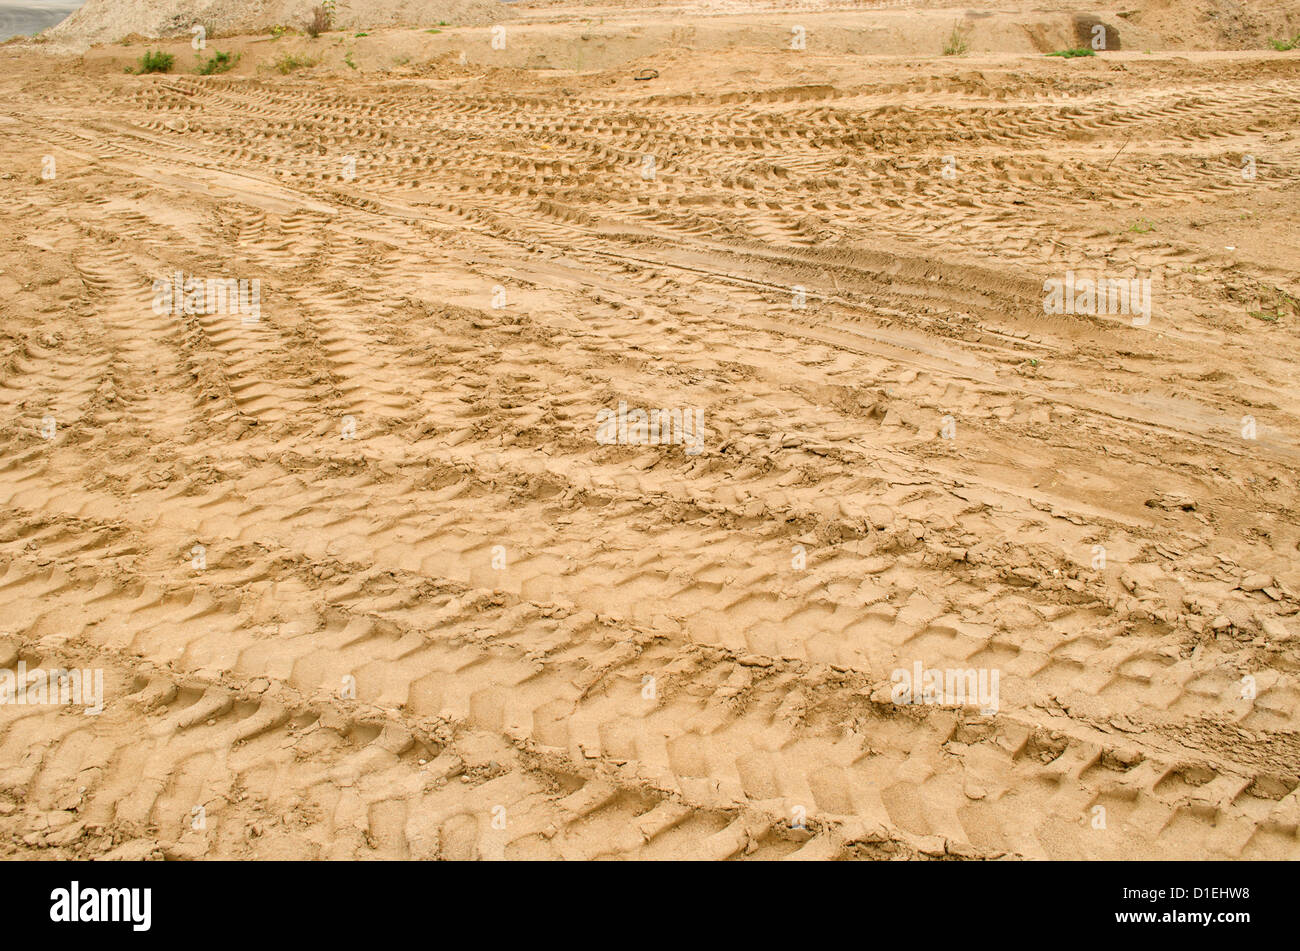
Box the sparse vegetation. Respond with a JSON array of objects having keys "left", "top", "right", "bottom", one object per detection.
[
  {"left": 273, "top": 52, "right": 318, "bottom": 74},
  {"left": 306, "top": 5, "right": 333, "bottom": 38},
  {"left": 132, "top": 50, "right": 174, "bottom": 73},
  {"left": 942, "top": 25, "right": 968, "bottom": 56},
  {"left": 344, "top": 50, "right": 357, "bottom": 69},
  {"left": 1127, "top": 218, "right": 1155, "bottom": 233},
  {"left": 1250, "top": 289, "right": 1298, "bottom": 322},
  {"left": 1046, "top": 47, "right": 1096, "bottom": 58},
  {"left": 196, "top": 50, "right": 239, "bottom": 75},
  {"left": 269, "top": 25, "right": 293, "bottom": 39},
  {"left": 1268, "top": 32, "right": 1300, "bottom": 51}
]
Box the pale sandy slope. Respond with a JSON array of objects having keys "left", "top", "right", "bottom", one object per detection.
[
  {"left": 0, "top": 2, "right": 1298, "bottom": 859},
  {"left": 42, "top": 0, "right": 509, "bottom": 47}
]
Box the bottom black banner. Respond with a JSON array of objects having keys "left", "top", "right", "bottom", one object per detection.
[{"left": 0, "top": 860, "right": 1273, "bottom": 939}]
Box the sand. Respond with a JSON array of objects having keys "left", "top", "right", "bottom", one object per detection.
[
  {"left": 0, "top": 0, "right": 1298, "bottom": 860},
  {"left": 40, "top": 0, "right": 509, "bottom": 48}
]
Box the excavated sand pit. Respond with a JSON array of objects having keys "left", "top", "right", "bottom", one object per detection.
[{"left": 0, "top": 0, "right": 1299, "bottom": 860}]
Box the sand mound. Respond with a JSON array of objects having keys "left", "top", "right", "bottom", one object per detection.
[
  {"left": 1123, "top": 0, "right": 1300, "bottom": 49},
  {"left": 43, "top": 0, "right": 509, "bottom": 48}
]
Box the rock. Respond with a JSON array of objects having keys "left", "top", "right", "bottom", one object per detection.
[
  {"left": 866, "top": 505, "right": 894, "bottom": 530},
  {"left": 1111, "top": 748, "right": 1143, "bottom": 768},
  {"left": 1145, "top": 494, "right": 1196, "bottom": 511},
  {"left": 45, "top": 822, "right": 86, "bottom": 848},
  {"left": 102, "top": 838, "right": 162, "bottom": 861},
  {"left": 1260, "top": 616, "right": 1295, "bottom": 643},
  {"left": 869, "top": 682, "right": 896, "bottom": 705},
  {"left": 1240, "top": 573, "right": 1272, "bottom": 592}
]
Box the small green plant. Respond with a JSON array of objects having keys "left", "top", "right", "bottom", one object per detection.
[
  {"left": 426, "top": 28, "right": 442, "bottom": 34},
  {"left": 1046, "top": 47, "right": 1096, "bottom": 58},
  {"left": 1128, "top": 218, "right": 1155, "bottom": 233},
  {"left": 1249, "top": 289, "right": 1298, "bottom": 322},
  {"left": 393, "top": 54, "right": 411, "bottom": 66},
  {"left": 1268, "top": 33, "right": 1300, "bottom": 51},
  {"left": 273, "top": 52, "right": 318, "bottom": 74},
  {"left": 344, "top": 50, "right": 357, "bottom": 69},
  {"left": 269, "top": 25, "right": 292, "bottom": 39},
  {"left": 196, "top": 49, "right": 239, "bottom": 74},
  {"left": 942, "top": 24, "right": 968, "bottom": 56},
  {"left": 133, "top": 49, "right": 174, "bottom": 73},
  {"left": 354, "top": 31, "right": 368, "bottom": 37}
]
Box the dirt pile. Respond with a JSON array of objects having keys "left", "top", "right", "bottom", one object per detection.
[
  {"left": 1122, "top": 0, "right": 1300, "bottom": 50},
  {"left": 42, "top": 0, "right": 509, "bottom": 48}
]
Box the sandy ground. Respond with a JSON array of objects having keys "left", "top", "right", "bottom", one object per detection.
[{"left": 0, "top": 1, "right": 1299, "bottom": 860}]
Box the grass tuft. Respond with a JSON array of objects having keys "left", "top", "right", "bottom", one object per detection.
[
  {"left": 306, "top": 5, "right": 332, "bottom": 39},
  {"left": 195, "top": 49, "right": 239, "bottom": 75},
  {"left": 942, "top": 24, "right": 968, "bottom": 56},
  {"left": 273, "top": 52, "right": 318, "bottom": 74},
  {"left": 131, "top": 50, "right": 174, "bottom": 73}
]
